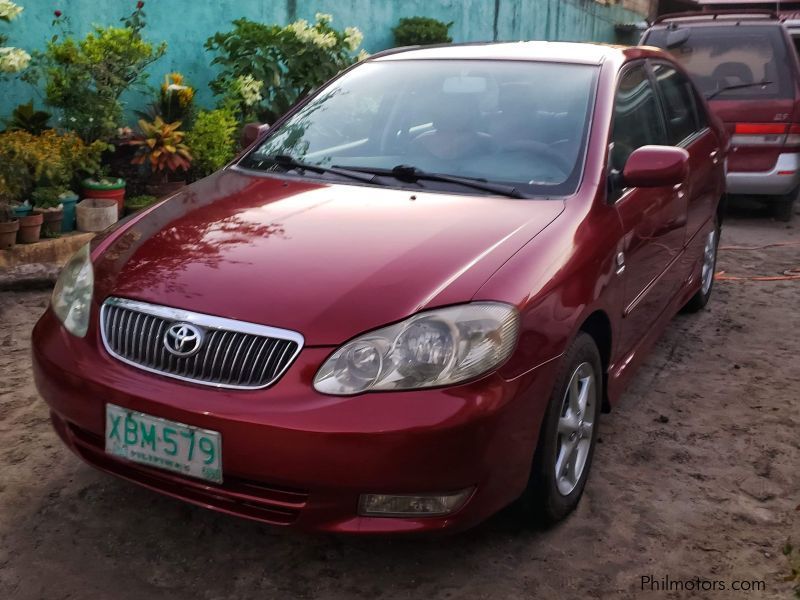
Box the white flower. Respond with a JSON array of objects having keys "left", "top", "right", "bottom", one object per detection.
[
  {"left": 236, "top": 74, "right": 263, "bottom": 106},
  {"left": 316, "top": 32, "right": 337, "bottom": 49},
  {"left": 315, "top": 12, "right": 332, "bottom": 25},
  {"left": 0, "top": 46, "right": 30, "bottom": 73},
  {"left": 69, "top": 116, "right": 76, "bottom": 122},
  {"left": 287, "top": 19, "right": 313, "bottom": 43},
  {"left": 344, "top": 27, "right": 363, "bottom": 51},
  {"left": 0, "top": 0, "right": 23, "bottom": 21},
  {"left": 288, "top": 19, "right": 338, "bottom": 49},
  {"left": 356, "top": 49, "right": 370, "bottom": 62}
]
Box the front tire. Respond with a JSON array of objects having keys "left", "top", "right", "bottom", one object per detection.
[{"left": 523, "top": 332, "right": 602, "bottom": 525}]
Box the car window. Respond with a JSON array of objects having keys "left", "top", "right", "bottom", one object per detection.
[
  {"left": 644, "top": 25, "right": 794, "bottom": 100},
  {"left": 652, "top": 63, "right": 705, "bottom": 145},
  {"left": 240, "top": 60, "right": 600, "bottom": 198},
  {"left": 610, "top": 64, "right": 668, "bottom": 176}
]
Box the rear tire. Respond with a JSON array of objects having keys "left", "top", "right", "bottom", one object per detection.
[
  {"left": 522, "top": 332, "right": 602, "bottom": 526},
  {"left": 683, "top": 217, "right": 720, "bottom": 313},
  {"left": 773, "top": 192, "right": 796, "bottom": 222}
]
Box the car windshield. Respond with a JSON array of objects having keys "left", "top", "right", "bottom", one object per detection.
[
  {"left": 645, "top": 25, "right": 795, "bottom": 100},
  {"left": 239, "top": 59, "right": 599, "bottom": 197}
]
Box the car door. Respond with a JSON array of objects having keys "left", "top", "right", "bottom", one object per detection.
[
  {"left": 609, "top": 62, "right": 689, "bottom": 359},
  {"left": 651, "top": 61, "right": 721, "bottom": 242}
]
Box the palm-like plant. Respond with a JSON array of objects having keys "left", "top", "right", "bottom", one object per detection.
[{"left": 129, "top": 116, "right": 192, "bottom": 181}]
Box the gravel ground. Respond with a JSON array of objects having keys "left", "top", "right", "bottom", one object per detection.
[{"left": 0, "top": 200, "right": 798, "bottom": 600}]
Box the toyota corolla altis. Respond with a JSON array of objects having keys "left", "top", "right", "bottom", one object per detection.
[{"left": 32, "top": 42, "right": 727, "bottom": 534}]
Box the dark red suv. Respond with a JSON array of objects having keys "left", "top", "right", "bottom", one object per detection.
[{"left": 642, "top": 10, "right": 800, "bottom": 220}]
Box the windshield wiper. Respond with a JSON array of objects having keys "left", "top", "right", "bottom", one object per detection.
[
  {"left": 251, "top": 154, "right": 382, "bottom": 185},
  {"left": 334, "top": 164, "right": 527, "bottom": 198},
  {"left": 706, "top": 80, "right": 773, "bottom": 100}
]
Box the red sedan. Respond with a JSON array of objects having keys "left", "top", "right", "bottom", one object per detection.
[{"left": 32, "top": 42, "right": 727, "bottom": 534}]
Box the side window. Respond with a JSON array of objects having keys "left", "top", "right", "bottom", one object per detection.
[
  {"left": 652, "top": 63, "right": 705, "bottom": 145},
  {"left": 610, "top": 64, "right": 667, "bottom": 179}
]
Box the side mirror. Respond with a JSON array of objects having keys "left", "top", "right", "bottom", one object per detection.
[
  {"left": 240, "top": 122, "right": 270, "bottom": 148},
  {"left": 665, "top": 28, "right": 691, "bottom": 49},
  {"left": 622, "top": 145, "right": 689, "bottom": 188}
]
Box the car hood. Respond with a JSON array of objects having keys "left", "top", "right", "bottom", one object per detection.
[{"left": 94, "top": 169, "right": 564, "bottom": 345}]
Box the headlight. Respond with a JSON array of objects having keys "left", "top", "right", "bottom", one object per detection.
[
  {"left": 313, "top": 302, "right": 519, "bottom": 395},
  {"left": 51, "top": 243, "right": 94, "bottom": 337}
]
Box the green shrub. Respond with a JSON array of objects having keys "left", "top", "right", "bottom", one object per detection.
[
  {"left": 4, "top": 100, "right": 51, "bottom": 134},
  {"left": 31, "top": 185, "right": 66, "bottom": 209},
  {"left": 125, "top": 194, "right": 158, "bottom": 211},
  {"left": 23, "top": 2, "right": 166, "bottom": 141},
  {"left": 392, "top": 17, "right": 453, "bottom": 47},
  {"left": 205, "top": 13, "right": 366, "bottom": 123},
  {"left": 186, "top": 108, "right": 238, "bottom": 178},
  {"left": 0, "top": 130, "right": 105, "bottom": 202}
]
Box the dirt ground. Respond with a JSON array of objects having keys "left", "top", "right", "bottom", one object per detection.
[{"left": 0, "top": 199, "right": 798, "bottom": 600}]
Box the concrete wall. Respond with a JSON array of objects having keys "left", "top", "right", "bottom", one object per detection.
[{"left": 2, "top": 0, "right": 649, "bottom": 118}]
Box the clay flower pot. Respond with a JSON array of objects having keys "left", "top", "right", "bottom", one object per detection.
[
  {"left": 81, "top": 177, "right": 126, "bottom": 217},
  {"left": 0, "top": 219, "right": 20, "bottom": 250},
  {"left": 34, "top": 206, "right": 64, "bottom": 238},
  {"left": 76, "top": 198, "right": 118, "bottom": 232},
  {"left": 17, "top": 212, "right": 43, "bottom": 244}
]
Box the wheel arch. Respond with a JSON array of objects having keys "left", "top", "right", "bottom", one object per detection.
[{"left": 578, "top": 310, "right": 612, "bottom": 413}]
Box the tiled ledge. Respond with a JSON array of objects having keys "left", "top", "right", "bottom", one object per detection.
[{"left": 0, "top": 232, "right": 95, "bottom": 290}]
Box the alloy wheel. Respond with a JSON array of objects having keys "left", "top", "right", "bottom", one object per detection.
[
  {"left": 701, "top": 228, "right": 717, "bottom": 296},
  {"left": 555, "top": 361, "right": 596, "bottom": 496}
]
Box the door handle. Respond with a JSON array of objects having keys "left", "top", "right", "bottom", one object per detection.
[{"left": 710, "top": 149, "right": 719, "bottom": 165}]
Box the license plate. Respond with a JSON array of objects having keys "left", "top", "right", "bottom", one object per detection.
[{"left": 105, "top": 404, "right": 222, "bottom": 483}]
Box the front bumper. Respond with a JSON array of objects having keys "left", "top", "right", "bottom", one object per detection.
[
  {"left": 32, "top": 308, "right": 554, "bottom": 534},
  {"left": 726, "top": 152, "right": 800, "bottom": 196}
]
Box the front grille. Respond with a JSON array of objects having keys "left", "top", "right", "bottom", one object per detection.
[{"left": 100, "top": 297, "right": 303, "bottom": 389}]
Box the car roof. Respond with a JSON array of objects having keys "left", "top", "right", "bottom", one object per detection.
[
  {"left": 649, "top": 11, "right": 782, "bottom": 28},
  {"left": 371, "top": 41, "right": 662, "bottom": 67}
]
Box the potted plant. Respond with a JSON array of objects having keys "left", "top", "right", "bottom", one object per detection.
[
  {"left": 0, "top": 129, "right": 105, "bottom": 243},
  {"left": 129, "top": 116, "right": 192, "bottom": 197},
  {"left": 0, "top": 202, "right": 19, "bottom": 250},
  {"left": 31, "top": 186, "right": 65, "bottom": 237},
  {"left": 81, "top": 175, "right": 126, "bottom": 217},
  {"left": 186, "top": 108, "right": 238, "bottom": 179},
  {"left": 124, "top": 194, "right": 159, "bottom": 215},
  {"left": 137, "top": 72, "right": 196, "bottom": 125}
]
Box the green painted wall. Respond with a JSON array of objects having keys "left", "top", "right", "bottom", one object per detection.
[{"left": 1, "top": 0, "right": 644, "bottom": 118}]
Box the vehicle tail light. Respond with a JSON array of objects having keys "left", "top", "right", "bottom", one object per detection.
[
  {"left": 731, "top": 123, "right": 788, "bottom": 146},
  {"left": 784, "top": 124, "right": 800, "bottom": 147}
]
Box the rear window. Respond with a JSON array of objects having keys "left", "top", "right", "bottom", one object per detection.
[{"left": 644, "top": 25, "right": 795, "bottom": 100}]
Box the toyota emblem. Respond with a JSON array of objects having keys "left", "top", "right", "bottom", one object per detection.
[{"left": 163, "top": 323, "right": 204, "bottom": 357}]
